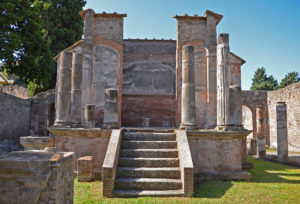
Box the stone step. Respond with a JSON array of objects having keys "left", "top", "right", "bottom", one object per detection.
[
  {"left": 114, "top": 178, "right": 182, "bottom": 190},
  {"left": 118, "top": 157, "right": 179, "bottom": 167},
  {"left": 123, "top": 132, "right": 176, "bottom": 141},
  {"left": 113, "top": 189, "right": 184, "bottom": 197},
  {"left": 121, "top": 140, "right": 177, "bottom": 149},
  {"left": 117, "top": 167, "right": 181, "bottom": 179},
  {"left": 120, "top": 149, "right": 178, "bottom": 158}
]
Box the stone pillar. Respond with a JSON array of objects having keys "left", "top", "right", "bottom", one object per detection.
[
  {"left": 180, "top": 45, "right": 197, "bottom": 130},
  {"left": 228, "top": 85, "right": 243, "bottom": 129},
  {"left": 103, "top": 88, "right": 119, "bottom": 129},
  {"left": 71, "top": 53, "right": 83, "bottom": 127},
  {"left": 206, "top": 47, "right": 217, "bottom": 128},
  {"left": 85, "top": 104, "right": 95, "bottom": 128},
  {"left": 276, "top": 102, "right": 288, "bottom": 162},
  {"left": 256, "top": 106, "right": 266, "bottom": 158},
  {"left": 83, "top": 9, "right": 94, "bottom": 43},
  {"left": 216, "top": 33, "right": 230, "bottom": 130},
  {"left": 54, "top": 51, "right": 73, "bottom": 127}
]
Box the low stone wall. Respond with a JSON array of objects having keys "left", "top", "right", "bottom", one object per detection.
[
  {"left": 0, "top": 151, "right": 74, "bottom": 203},
  {"left": 267, "top": 82, "right": 300, "bottom": 152},
  {"left": 188, "top": 130, "right": 251, "bottom": 181},
  {"left": 49, "top": 128, "right": 111, "bottom": 177},
  {"left": 0, "top": 92, "right": 31, "bottom": 152}
]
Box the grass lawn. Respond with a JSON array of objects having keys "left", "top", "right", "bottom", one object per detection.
[{"left": 74, "top": 157, "right": 300, "bottom": 204}]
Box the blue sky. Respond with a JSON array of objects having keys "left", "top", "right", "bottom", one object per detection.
[{"left": 84, "top": 0, "right": 300, "bottom": 90}]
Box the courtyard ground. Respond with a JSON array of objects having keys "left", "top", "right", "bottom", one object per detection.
[{"left": 74, "top": 157, "right": 300, "bottom": 204}]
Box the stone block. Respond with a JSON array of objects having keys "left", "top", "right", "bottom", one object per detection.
[
  {"left": 20, "top": 136, "right": 54, "bottom": 151},
  {"left": 78, "top": 156, "right": 94, "bottom": 182},
  {"left": 0, "top": 151, "right": 74, "bottom": 204}
]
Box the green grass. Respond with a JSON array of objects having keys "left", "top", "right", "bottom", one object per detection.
[{"left": 74, "top": 157, "right": 300, "bottom": 204}]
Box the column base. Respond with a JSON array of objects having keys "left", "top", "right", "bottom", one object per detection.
[
  {"left": 53, "top": 120, "right": 72, "bottom": 128},
  {"left": 179, "top": 123, "right": 198, "bottom": 130},
  {"left": 102, "top": 122, "right": 119, "bottom": 130},
  {"left": 216, "top": 125, "right": 244, "bottom": 131}
]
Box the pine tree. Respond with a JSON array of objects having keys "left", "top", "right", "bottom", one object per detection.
[
  {"left": 279, "top": 71, "right": 300, "bottom": 88},
  {"left": 250, "top": 67, "right": 278, "bottom": 91}
]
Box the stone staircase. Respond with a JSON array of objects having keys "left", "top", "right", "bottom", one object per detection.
[{"left": 113, "top": 130, "right": 184, "bottom": 197}]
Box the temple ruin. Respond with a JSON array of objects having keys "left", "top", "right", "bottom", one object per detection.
[{"left": 1, "top": 8, "right": 300, "bottom": 201}]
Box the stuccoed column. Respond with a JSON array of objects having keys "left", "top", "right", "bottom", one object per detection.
[
  {"left": 71, "top": 53, "right": 83, "bottom": 127},
  {"left": 180, "top": 45, "right": 197, "bottom": 130},
  {"left": 103, "top": 88, "right": 119, "bottom": 129},
  {"left": 54, "top": 51, "right": 73, "bottom": 127},
  {"left": 276, "top": 102, "right": 288, "bottom": 162},
  {"left": 216, "top": 33, "right": 230, "bottom": 130},
  {"left": 85, "top": 104, "right": 95, "bottom": 128},
  {"left": 256, "top": 106, "right": 266, "bottom": 158}
]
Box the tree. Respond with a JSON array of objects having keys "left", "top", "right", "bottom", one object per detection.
[
  {"left": 279, "top": 71, "right": 300, "bottom": 88},
  {"left": 250, "top": 67, "right": 279, "bottom": 91},
  {"left": 0, "top": 0, "right": 86, "bottom": 96},
  {"left": 35, "top": 0, "right": 86, "bottom": 56},
  {"left": 0, "top": 0, "right": 55, "bottom": 96}
]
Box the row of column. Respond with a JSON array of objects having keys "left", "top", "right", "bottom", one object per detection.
[
  {"left": 179, "top": 33, "right": 243, "bottom": 130},
  {"left": 54, "top": 51, "right": 119, "bottom": 128}
]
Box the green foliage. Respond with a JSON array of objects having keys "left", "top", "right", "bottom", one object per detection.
[
  {"left": 250, "top": 67, "right": 279, "bottom": 91},
  {"left": 0, "top": 0, "right": 86, "bottom": 95},
  {"left": 279, "top": 71, "right": 300, "bottom": 88},
  {"left": 35, "top": 0, "right": 86, "bottom": 56}
]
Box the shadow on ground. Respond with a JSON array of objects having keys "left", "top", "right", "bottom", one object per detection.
[{"left": 194, "top": 156, "right": 300, "bottom": 198}]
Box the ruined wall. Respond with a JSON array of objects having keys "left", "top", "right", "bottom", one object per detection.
[
  {"left": 0, "top": 151, "right": 74, "bottom": 203},
  {"left": 122, "top": 40, "right": 176, "bottom": 127},
  {"left": 267, "top": 82, "right": 300, "bottom": 152},
  {"left": 0, "top": 85, "right": 29, "bottom": 99},
  {"left": 0, "top": 92, "right": 31, "bottom": 152},
  {"left": 51, "top": 128, "right": 111, "bottom": 177},
  {"left": 242, "top": 91, "right": 269, "bottom": 144}
]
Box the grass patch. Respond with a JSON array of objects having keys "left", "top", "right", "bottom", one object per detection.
[{"left": 74, "top": 157, "right": 300, "bottom": 203}]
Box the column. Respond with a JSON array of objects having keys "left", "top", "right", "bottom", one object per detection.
[
  {"left": 180, "top": 45, "right": 197, "bottom": 130},
  {"left": 206, "top": 47, "right": 217, "bottom": 128},
  {"left": 216, "top": 33, "right": 230, "bottom": 130},
  {"left": 85, "top": 104, "right": 95, "bottom": 128},
  {"left": 71, "top": 53, "right": 83, "bottom": 127},
  {"left": 103, "top": 88, "right": 119, "bottom": 129},
  {"left": 276, "top": 102, "right": 288, "bottom": 162},
  {"left": 228, "top": 85, "right": 243, "bottom": 129},
  {"left": 54, "top": 51, "right": 73, "bottom": 127},
  {"left": 256, "top": 106, "right": 266, "bottom": 158}
]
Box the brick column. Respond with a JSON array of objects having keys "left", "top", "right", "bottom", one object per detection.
[
  {"left": 276, "top": 102, "right": 288, "bottom": 162},
  {"left": 256, "top": 106, "right": 266, "bottom": 158},
  {"left": 216, "top": 33, "right": 230, "bottom": 130},
  {"left": 83, "top": 9, "right": 94, "bottom": 43},
  {"left": 180, "top": 45, "right": 197, "bottom": 130},
  {"left": 54, "top": 51, "right": 73, "bottom": 127},
  {"left": 71, "top": 53, "right": 83, "bottom": 127}
]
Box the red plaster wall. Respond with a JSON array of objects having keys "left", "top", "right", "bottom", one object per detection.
[{"left": 122, "top": 95, "right": 176, "bottom": 127}]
